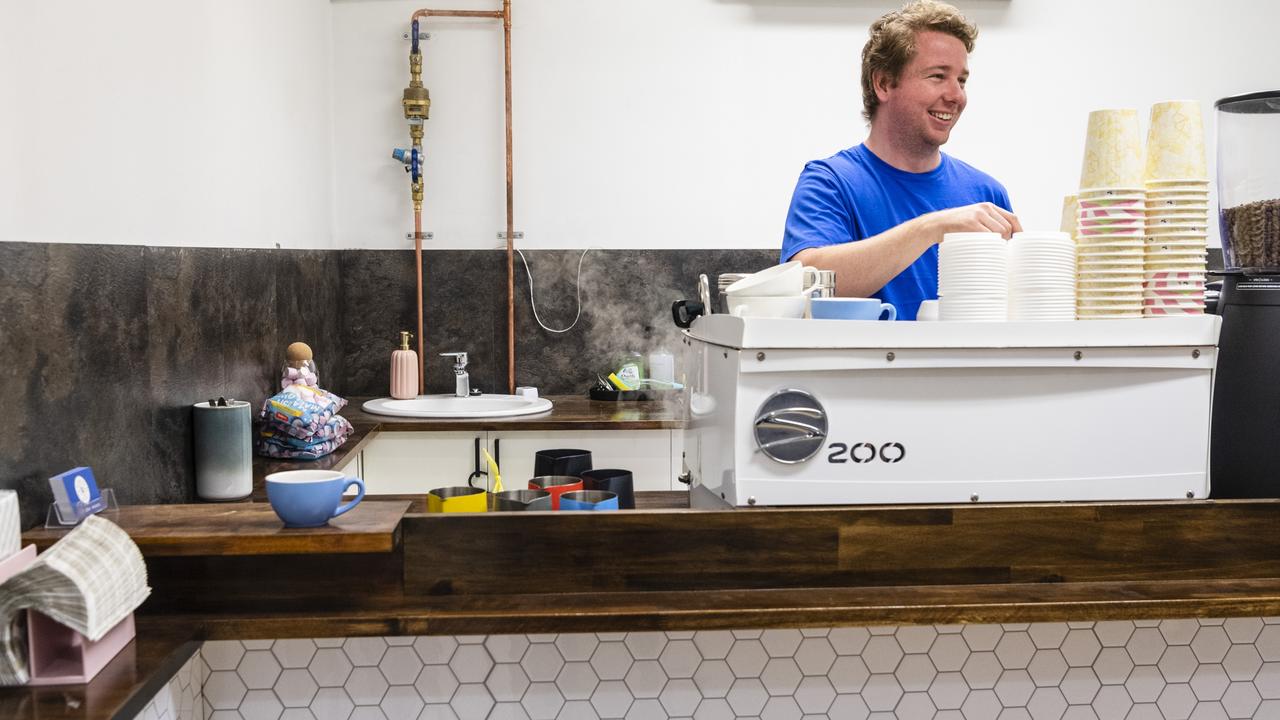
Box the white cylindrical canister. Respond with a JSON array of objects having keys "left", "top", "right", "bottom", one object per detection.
[{"left": 193, "top": 401, "right": 253, "bottom": 501}]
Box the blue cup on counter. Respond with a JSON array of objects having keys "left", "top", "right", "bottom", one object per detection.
[
  {"left": 810, "top": 297, "right": 897, "bottom": 321},
  {"left": 265, "top": 470, "right": 365, "bottom": 528},
  {"left": 559, "top": 490, "right": 619, "bottom": 511}
]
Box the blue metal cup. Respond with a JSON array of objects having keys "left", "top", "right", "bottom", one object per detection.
[
  {"left": 265, "top": 470, "right": 365, "bottom": 528},
  {"left": 559, "top": 490, "right": 618, "bottom": 511}
]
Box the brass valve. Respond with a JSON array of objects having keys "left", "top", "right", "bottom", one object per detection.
[{"left": 403, "top": 52, "right": 431, "bottom": 121}]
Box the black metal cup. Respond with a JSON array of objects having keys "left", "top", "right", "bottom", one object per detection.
[
  {"left": 580, "top": 468, "right": 635, "bottom": 510},
  {"left": 533, "top": 448, "right": 593, "bottom": 478}
]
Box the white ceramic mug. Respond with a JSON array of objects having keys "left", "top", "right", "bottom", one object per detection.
[{"left": 916, "top": 300, "right": 940, "bottom": 321}]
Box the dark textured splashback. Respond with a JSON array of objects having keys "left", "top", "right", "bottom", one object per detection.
[
  {"left": 0, "top": 243, "right": 343, "bottom": 528},
  {"left": 340, "top": 248, "right": 779, "bottom": 397}
]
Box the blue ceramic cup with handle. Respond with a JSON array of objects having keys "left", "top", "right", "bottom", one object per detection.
[
  {"left": 810, "top": 297, "right": 897, "bottom": 321},
  {"left": 265, "top": 470, "right": 365, "bottom": 527}
]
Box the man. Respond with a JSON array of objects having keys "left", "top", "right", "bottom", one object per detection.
[{"left": 780, "top": 0, "right": 1020, "bottom": 321}]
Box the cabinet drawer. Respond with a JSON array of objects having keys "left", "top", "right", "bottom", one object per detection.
[{"left": 360, "top": 431, "right": 481, "bottom": 494}]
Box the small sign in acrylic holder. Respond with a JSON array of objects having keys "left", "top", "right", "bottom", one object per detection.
[{"left": 44, "top": 488, "right": 117, "bottom": 529}]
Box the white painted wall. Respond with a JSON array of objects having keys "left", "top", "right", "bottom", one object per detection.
[
  {"left": 333, "top": 0, "right": 1280, "bottom": 250},
  {"left": 5, "top": 1, "right": 1278, "bottom": 250},
  {"left": 1, "top": 1, "right": 333, "bottom": 249}
]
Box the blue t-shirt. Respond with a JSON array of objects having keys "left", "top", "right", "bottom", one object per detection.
[{"left": 780, "top": 144, "right": 1011, "bottom": 320}]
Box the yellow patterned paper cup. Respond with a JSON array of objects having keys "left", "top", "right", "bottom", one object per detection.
[
  {"left": 1080, "top": 109, "right": 1145, "bottom": 190},
  {"left": 1144, "top": 101, "right": 1208, "bottom": 182},
  {"left": 1061, "top": 195, "right": 1079, "bottom": 236}
]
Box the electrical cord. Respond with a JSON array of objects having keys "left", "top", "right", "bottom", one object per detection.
[{"left": 516, "top": 247, "right": 592, "bottom": 333}]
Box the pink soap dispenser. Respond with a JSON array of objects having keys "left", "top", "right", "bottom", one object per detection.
[{"left": 390, "top": 331, "right": 419, "bottom": 399}]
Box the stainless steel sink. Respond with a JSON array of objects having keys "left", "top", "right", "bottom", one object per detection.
[{"left": 361, "top": 394, "right": 553, "bottom": 419}]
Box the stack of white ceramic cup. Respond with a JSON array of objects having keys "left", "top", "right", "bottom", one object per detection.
[
  {"left": 722, "top": 261, "right": 814, "bottom": 318},
  {"left": 1143, "top": 101, "right": 1209, "bottom": 315},
  {"left": 1008, "top": 232, "right": 1076, "bottom": 321},
  {"left": 1077, "top": 109, "right": 1147, "bottom": 319},
  {"left": 938, "top": 232, "right": 1008, "bottom": 321}
]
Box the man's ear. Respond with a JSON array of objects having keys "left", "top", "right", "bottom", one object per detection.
[{"left": 872, "top": 70, "right": 895, "bottom": 103}]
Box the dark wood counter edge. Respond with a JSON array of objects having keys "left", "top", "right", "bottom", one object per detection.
[
  {"left": 138, "top": 577, "right": 1280, "bottom": 640},
  {"left": 0, "top": 624, "right": 200, "bottom": 720}
]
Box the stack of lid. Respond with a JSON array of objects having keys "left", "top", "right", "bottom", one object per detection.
[
  {"left": 1007, "top": 232, "right": 1077, "bottom": 321},
  {"left": 1142, "top": 101, "right": 1209, "bottom": 316},
  {"left": 1076, "top": 109, "right": 1146, "bottom": 319},
  {"left": 938, "top": 232, "right": 1008, "bottom": 321}
]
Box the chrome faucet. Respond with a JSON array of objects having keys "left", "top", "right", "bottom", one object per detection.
[{"left": 441, "top": 352, "right": 470, "bottom": 398}]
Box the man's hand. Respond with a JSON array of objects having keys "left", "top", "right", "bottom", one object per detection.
[{"left": 922, "top": 202, "right": 1023, "bottom": 241}]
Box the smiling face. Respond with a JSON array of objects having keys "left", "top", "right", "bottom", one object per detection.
[{"left": 873, "top": 30, "right": 970, "bottom": 156}]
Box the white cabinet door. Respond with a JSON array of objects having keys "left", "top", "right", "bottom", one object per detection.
[
  {"left": 359, "top": 431, "right": 482, "bottom": 494},
  {"left": 490, "top": 430, "right": 676, "bottom": 491}
]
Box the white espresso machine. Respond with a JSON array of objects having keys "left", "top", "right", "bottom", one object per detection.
[{"left": 680, "top": 315, "right": 1220, "bottom": 508}]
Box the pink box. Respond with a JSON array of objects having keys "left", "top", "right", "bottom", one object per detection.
[{"left": 0, "top": 545, "right": 135, "bottom": 685}]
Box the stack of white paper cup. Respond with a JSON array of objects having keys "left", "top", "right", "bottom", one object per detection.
[
  {"left": 1008, "top": 232, "right": 1076, "bottom": 321},
  {"left": 938, "top": 232, "right": 1008, "bottom": 321},
  {"left": 1143, "top": 101, "right": 1209, "bottom": 316},
  {"left": 1077, "top": 109, "right": 1147, "bottom": 319}
]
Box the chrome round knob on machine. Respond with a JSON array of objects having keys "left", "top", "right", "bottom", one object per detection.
[{"left": 752, "top": 389, "right": 828, "bottom": 464}]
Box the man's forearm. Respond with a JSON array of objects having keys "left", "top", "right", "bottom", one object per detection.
[{"left": 794, "top": 215, "right": 937, "bottom": 298}]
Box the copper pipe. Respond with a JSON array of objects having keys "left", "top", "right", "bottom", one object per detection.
[
  {"left": 503, "top": 0, "right": 515, "bottom": 394},
  {"left": 412, "top": 9, "right": 502, "bottom": 19},
  {"left": 414, "top": 213, "right": 425, "bottom": 394},
  {"left": 410, "top": 2, "right": 517, "bottom": 395}
]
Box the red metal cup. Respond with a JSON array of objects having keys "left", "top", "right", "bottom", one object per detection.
[{"left": 528, "top": 476, "right": 584, "bottom": 510}]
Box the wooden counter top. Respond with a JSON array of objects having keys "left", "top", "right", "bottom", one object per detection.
[
  {"left": 0, "top": 623, "right": 198, "bottom": 720},
  {"left": 22, "top": 501, "right": 411, "bottom": 556}
]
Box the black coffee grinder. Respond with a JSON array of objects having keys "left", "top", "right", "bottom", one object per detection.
[{"left": 1209, "top": 91, "right": 1280, "bottom": 497}]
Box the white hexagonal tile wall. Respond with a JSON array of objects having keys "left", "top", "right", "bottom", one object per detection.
[
  {"left": 415, "top": 665, "right": 460, "bottom": 704},
  {"left": 761, "top": 629, "right": 803, "bottom": 658},
  {"left": 414, "top": 636, "right": 459, "bottom": 665},
  {"left": 275, "top": 668, "right": 319, "bottom": 708},
  {"left": 828, "top": 655, "right": 870, "bottom": 694},
  {"left": 378, "top": 645, "right": 423, "bottom": 686},
  {"left": 659, "top": 677, "right": 701, "bottom": 716},
  {"left": 238, "top": 649, "right": 283, "bottom": 690},
  {"left": 204, "top": 641, "right": 246, "bottom": 672},
  {"left": 692, "top": 631, "right": 734, "bottom": 660},
  {"left": 591, "top": 679, "right": 634, "bottom": 719},
  {"left": 895, "top": 626, "right": 937, "bottom": 655},
  {"left": 488, "top": 663, "right": 531, "bottom": 702},
  {"left": 658, "top": 639, "right": 700, "bottom": 679},
  {"left": 342, "top": 637, "right": 387, "bottom": 667},
  {"left": 450, "top": 644, "right": 494, "bottom": 684},
  {"left": 828, "top": 627, "right": 870, "bottom": 656},
  {"left": 894, "top": 653, "right": 935, "bottom": 692},
  {"left": 693, "top": 659, "right": 734, "bottom": 698},
  {"left": 308, "top": 648, "right": 353, "bottom": 688},
  {"left": 557, "top": 661, "right": 600, "bottom": 700},
  {"left": 273, "top": 639, "right": 318, "bottom": 670},
  {"left": 486, "top": 635, "right": 530, "bottom": 664},
  {"left": 623, "top": 632, "right": 666, "bottom": 661},
  {"left": 862, "top": 636, "right": 903, "bottom": 675},
  {"left": 760, "top": 658, "right": 802, "bottom": 696},
  {"left": 623, "top": 659, "right": 665, "bottom": 699},
  {"left": 726, "top": 677, "right": 769, "bottom": 716},
  {"left": 450, "top": 683, "right": 494, "bottom": 719},
  {"left": 521, "top": 681, "right": 565, "bottom": 720},
  {"left": 521, "top": 642, "right": 565, "bottom": 684},
  {"left": 590, "top": 642, "right": 634, "bottom": 681},
  {"left": 792, "top": 675, "right": 835, "bottom": 714},
  {"left": 1161, "top": 645, "right": 1200, "bottom": 684}
]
